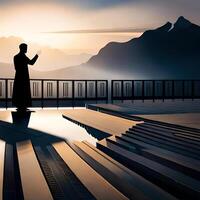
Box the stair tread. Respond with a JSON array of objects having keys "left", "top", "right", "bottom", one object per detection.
[
  {"left": 0, "top": 139, "right": 5, "bottom": 200},
  {"left": 74, "top": 141, "right": 176, "bottom": 200},
  {"left": 53, "top": 141, "right": 128, "bottom": 200},
  {"left": 140, "top": 122, "right": 200, "bottom": 136},
  {"left": 119, "top": 134, "right": 200, "bottom": 172},
  {"left": 126, "top": 131, "right": 200, "bottom": 156},
  {"left": 124, "top": 132, "right": 199, "bottom": 158},
  {"left": 132, "top": 126, "right": 200, "bottom": 146},
  {"left": 16, "top": 140, "right": 53, "bottom": 200},
  {"left": 128, "top": 128, "right": 200, "bottom": 150},
  {"left": 98, "top": 138, "right": 200, "bottom": 193}
]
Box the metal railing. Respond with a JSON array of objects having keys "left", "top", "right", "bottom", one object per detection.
[
  {"left": 0, "top": 79, "right": 108, "bottom": 107},
  {"left": 0, "top": 79, "right": 199, "bottom": 108},
  {"left": 112, "top": 80, "right": 200, "bottom": 100}
]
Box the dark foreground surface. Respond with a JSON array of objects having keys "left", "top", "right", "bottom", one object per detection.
[{"left": 0, "top": 105, "right": 199, "bottom": 200}]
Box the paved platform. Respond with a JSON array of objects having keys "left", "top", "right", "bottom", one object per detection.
[
  {"left": 88, "top": 101, "right": 200, "bottom": 129},
  {"left": 0, "top": 109, "right": 136, "bottom": 199},
  {"left": 0, "top": 108, "right": 199, "bottom": 199},
  {"left": 88, "top": 99, "right": 200, "bottom": 115},
  {"left": 136, "top": 113, "right": 200, "bottom": 129},
  {"left": 63, "top": 109, "right": 142, "bottom": 136}
]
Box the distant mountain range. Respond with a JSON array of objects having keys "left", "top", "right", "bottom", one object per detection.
[
  {"left": 1, "top": 16, "right": 200, "bottom": 79},
  {"left": 86, "top": 16, "right": 200, "bottom": 79},
  {"left": 0, "top": 36, "right": 92, "bottom": 72}
]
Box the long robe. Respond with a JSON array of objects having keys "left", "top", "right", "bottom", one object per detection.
[{"left": 12, "top": 53, "right": 38, "bottom": 108}]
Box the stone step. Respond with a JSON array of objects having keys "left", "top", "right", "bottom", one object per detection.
[
  {"left": 97, "top": 138, "right": 200, "bottom": 199},
  {"left": 0, "top": 140, "right": 5, "bottom": 200},
  {"left": 126, "top": 130, "right": 200, "bottom": 157},
  {"left": 124, "top": 132, "right": 200, "bottom": 160},
  {"left": 175, "top": 133, "right": 200, "bottom": 142},
  {"left": 52, "top": 141, "right": 128, "bottom": 200},
  {"left": 131, "top": 126, "right": 200, "bottom": 146},
  {"left": 72, "top": 141, "right": 176, "bottom": 200},
  {"left": 34, "top": 145, "right": 95, "bottom": 200},
  {"left": 115, "top": 135, "right": 200, "bottom": 179},
  {"left": 139, "top": 121, "right": 200, "bottom": 136},
  {"left": 16, "top": 140, "right": 53, "bottom": 200}
]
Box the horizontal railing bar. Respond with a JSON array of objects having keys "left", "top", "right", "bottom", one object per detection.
[
  {"left": 0, "top": 78, "right": 108, "bottom": 81},
  {"left": 1, "top": 78, "right": 200, "bottom": 81},
  {"left": 112, "top": 79, "right": 200, "bottom": 81}
]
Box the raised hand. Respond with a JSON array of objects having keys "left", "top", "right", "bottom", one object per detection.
[{"left": 37, "top": 50, "right": 42, "bottom": 56}]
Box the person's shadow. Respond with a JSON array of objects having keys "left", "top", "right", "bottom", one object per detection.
[
  {"left": 0, "top": 111, "right": 64, "bottom": 200},
  {"left": 0, "top": 111, "right": 63, "bottom": 145},
  {"left": 11, "top": 111, "right": 32, "bottom": 128}
]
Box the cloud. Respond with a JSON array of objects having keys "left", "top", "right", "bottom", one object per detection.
[
  {"left": 60, "top": 0, "right": 134, "bottom": 9},
  {"left": 1, "top": 0, "right": 200, "bottom": 12},
  {"left": 44, "top": 27, "right": 146, "bottom": 34},
  {"left": 0, "top": 0, "right": 134, "bottom": 9}
]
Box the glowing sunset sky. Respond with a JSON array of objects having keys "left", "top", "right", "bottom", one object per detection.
[{"left": 0, "top": 0, "right": 200, "bottom": 54}]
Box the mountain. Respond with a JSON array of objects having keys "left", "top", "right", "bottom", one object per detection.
[
  {"left": 86, "top": 16, "right": 200, "bottom": 79},
  {"left": 0, "top": 62, "right": 46, "bottom": 78},
  {"left": 1, "top": 16, "right": 200, "bottom": 80},
  {"left": 0, "top": 36, "right": 92, "bottom": 71},
  {"left": 32, "top": 48, "right": 92, "bottom": 71}
]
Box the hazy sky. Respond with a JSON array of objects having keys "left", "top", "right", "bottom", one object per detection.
[{"left": 0, "top": 0, "right": 200, "bottom": 54}]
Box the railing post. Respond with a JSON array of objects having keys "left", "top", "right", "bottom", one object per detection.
[
  {"left": 5, "top": 79, "right": 8, "bottom": 110},
  {"left": 182, "top": 80, "right": 185, "bottom": 100},
  {"left": 85, "top": 80, "right": 87, "bottom": 100},
  {"left": 162, "top": 80, "right": 165, "bottom": 102},
  {"left": 57, "top": 80, "right": 59, "bottom": 108},
  {"left": 121, "top": 80, "right": 124, "bottom": 100},
  {"left": 41, "top": 80, "right": 44, "bottom": 109},
  {"left": 95, "top": 80, "right": 98, "bottom": 101},
  {"left": 111, "top": 80, "right": 113, "bottom": 101},
  {"left": 105, "top": 80, "right": 108, "bottom": 102},
  {"left": 72, "top": 81, "right": 75, "bottom": 107},
  {"left": 152, "top": 80, "right": 155, "bottom": 102},
  {"left": 142, "top": 80, "right": 145, "bottom": 102},
  {"left": 132, "top": 80, "right": 135, "bottom": 101},
  {"left": 192, "top": 80, "right": 194, "bottom": 100},
  {"left": 172, "top": 80, "right": 175, "bottom": 100}
]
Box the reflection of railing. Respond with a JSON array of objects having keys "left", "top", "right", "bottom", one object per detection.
[
  {"left": 0, "top": 79, "right": 108, "bottom": 107},
  {"left": 112, "top": 80, "right": 200, "bottom": 100}
]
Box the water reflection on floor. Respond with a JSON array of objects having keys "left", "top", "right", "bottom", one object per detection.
[
  {"left": 0, "top": 108, "right": 98, "bottom": 146},
  {"left": 1, "top": 99, "right": 200, "bottom": 146}
]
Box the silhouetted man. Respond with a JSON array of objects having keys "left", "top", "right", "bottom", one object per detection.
[{"left": 12, "top": 43, "right": 40, "bottom": 112}]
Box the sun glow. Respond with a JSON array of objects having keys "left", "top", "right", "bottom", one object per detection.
[
  {"left": 0, "top": 3, "right": 76, "bottom": 46},
  {"left": 0, "top": 2, "right": 142, "bottom": 53}
]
